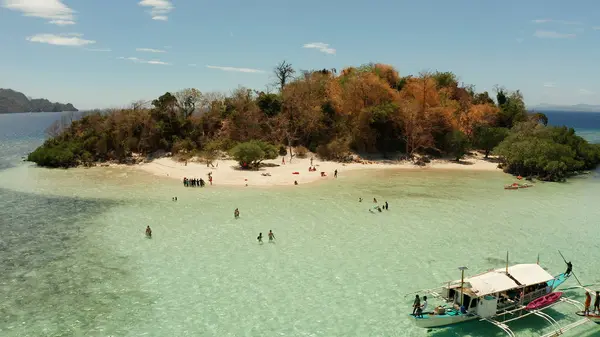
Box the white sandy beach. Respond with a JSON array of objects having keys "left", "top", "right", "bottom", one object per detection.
[{"left": 131, "top": 152, "right": 501, "bottom": 187}]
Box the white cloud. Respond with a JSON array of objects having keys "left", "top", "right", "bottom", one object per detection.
[
  {"left": 136, "top": 48, "right": 166, "bottom": 53},
  {"left": 85, "top": 48, "right": 111, "bottom": 52},
  {"left": 579, "top": 89, "right": 594, "bottom": 95},
  {"left": 188, "top": 64, "right": 198, "bottom": 67},
  {"left": 533, "top": 30, "right": 576, "bottom": 39},
  {"left": 532, "top": 19, "right": 581, "bottom": 25},
  {"left": 138, "top": 0, "right": 173, "bottom": 21},
  {"left": 3, "top": 0, "right": 76, "bottom": 25},
  {"left": 118, "top": 56, "right": 171, "bottom": 65},
  {"left": 49, "top": 19, "right": 75, "bottom": 26},
  {"left": 593, "top": 26, "right": 600, "bottom": 30},
  {"left": 543, "top": 82, "right": 557, "bottom": 88},
  {"left": 26, "top": 33, "right": 95, "bottom": 46},
  {"left": 516, "top": 38, "right": 524, "bottom": 43},
  {"left": 146, "top": 60, "right": 170, "bottom": 65},
  {"left": 302, "top": 42, "right": 336, "bottom": 55},
  {"left": 206, "top": 65, "right": 265, "bottom": 73}
]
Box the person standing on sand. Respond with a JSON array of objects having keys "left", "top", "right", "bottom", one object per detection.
[
  {"left": 257, "top": 233, "right": 263, "bottom": 244},
  {"left": 282, "top": 157, "right": 285, "bottom": 165},
  {"left": 268, "top": 230, "right": 275, "bottom": 242},
  {"left": 334, "top": 169, "right": 337, "bottom": 178},
  {"left": 310, "top": 157, "right": 314, "bottom": 166}
]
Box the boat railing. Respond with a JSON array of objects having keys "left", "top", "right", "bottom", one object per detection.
[{"left": 521, "top": 287, "right": 548, "bottom": 304}]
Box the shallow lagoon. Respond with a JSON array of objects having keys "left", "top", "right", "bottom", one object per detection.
[{"left": 1, "top": 112, "right": 600, "bottom": 336}]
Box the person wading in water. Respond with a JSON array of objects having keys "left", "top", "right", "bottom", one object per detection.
[{"left": 268, "top": 230, "right": 275, "bottom": 243}]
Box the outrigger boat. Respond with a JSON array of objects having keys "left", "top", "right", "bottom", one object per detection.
[{"left": 407, "top": 254, "right": 597, "bottom": 336}]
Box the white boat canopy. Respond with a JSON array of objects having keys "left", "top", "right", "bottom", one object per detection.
[
  {"left": 496, "top": 264, "right": 555, "bottom": 286},
  {"left": 462, "top": 271, "right": 520, "bottom": 297},
  {"left": 452, "top": 264, "right": 556, "bottom": 297}
]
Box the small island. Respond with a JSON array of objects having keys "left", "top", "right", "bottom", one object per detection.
[
  {"left": 0, "top": 88, "right": 78, "bottom": 113},
  {"left": 26, "top": 62, "right": 600, "bottom": 182}
]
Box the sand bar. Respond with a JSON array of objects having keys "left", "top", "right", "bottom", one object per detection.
[{"left": 129, "top": 153, "right": 501, "bottom": 187}]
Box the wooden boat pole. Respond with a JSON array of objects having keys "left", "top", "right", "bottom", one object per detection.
[
  {"left": 459, "top": 266, "right": 468, "bottom": 307},
  {"left": 506, "top": 251, "right": 509, "bottom": 273}
]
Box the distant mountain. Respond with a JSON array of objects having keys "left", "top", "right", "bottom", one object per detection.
[
  {"left": 0, "top": 88, "right": 78, "bottom": 113},
  {"left": 531, "top": 103, "right": 600, "bottom": 112}
]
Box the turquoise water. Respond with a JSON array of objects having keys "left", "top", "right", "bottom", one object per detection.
[{"left": 1, "top": 112, "right": 600, "bottom": 337}]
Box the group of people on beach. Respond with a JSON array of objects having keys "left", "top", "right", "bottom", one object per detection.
[
  {"left": 183, "top": 173, "right": 213, "bottom": 188},
  {"left": 183, "top": 177, "right": 205, "bottom": 187},
  {"left": 360, "top": 197, "right": 389, "bottom": 213},
  {"left": 257, "top": 230, "right": 275, "bottom": 244}
]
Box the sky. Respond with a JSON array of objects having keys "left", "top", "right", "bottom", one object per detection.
[{"left": 1, "top": 0, "right": 600, "bottom": 110}]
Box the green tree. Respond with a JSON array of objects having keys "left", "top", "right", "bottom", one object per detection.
[
  {"left": 446, "top": 130, "right": 470, "bottom": 161},
  {"left": 229, "top": 140, "right": 278, "bottom": 169},
  {"left": 432, "top": 71, "right": 458, "bottom": 89},
  {"left": 473, "top": 126, "right": 509, "bottom": 158},
  {"left": 256, "top": 92, "right": 282, "bottom": 117}
]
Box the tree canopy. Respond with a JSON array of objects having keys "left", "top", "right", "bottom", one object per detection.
[{"left": 26, "top": 62, "right": 600, "bottom": 181}]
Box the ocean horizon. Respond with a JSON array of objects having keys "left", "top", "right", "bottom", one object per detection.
[{"left": 1, "top": 111, "right": 599, "bottom": 337}]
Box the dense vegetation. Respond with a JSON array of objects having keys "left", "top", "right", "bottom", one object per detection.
[
  {"left": 26, "top": 62, "right": 600, "bottom": 181},
  {"left": 0, "top": 88, "right": 78, "bottom": 113}
]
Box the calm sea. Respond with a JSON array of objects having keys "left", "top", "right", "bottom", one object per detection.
[{"left": 0, "top": 111, "right": 599, "bottom": 337}]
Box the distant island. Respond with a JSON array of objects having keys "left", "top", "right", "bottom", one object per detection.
[
  {"left": 26, "top": 62, "right": 600, "bottom": 182},
  {"left": 0, "top": 88, "right": 78, "bottom": 113},
  {"left": 532, "top": 103, "right": 600, "bottom": 112}
]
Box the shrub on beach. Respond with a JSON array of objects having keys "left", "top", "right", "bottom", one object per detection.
[
  {"left": 316, "top": 138, "right": 351, "bottom": 161},
  {"left": 229, "top": 140, "right": 278, "bottom": 169},
  {"left": 295, "top": 146, "right": 308, "bottom": 158}
]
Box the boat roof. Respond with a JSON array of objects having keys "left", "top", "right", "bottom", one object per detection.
[
  {"left": 496, "top": 264, "right": 554, "bottom": 286},
  {"left": 462, "top": 271, "right": 519, "bottom": 297},
  {"left": 453, "top": 264, "right": 555, "bottom": 297}
]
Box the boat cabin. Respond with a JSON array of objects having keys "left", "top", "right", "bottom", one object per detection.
[{"left": 440, "top": 264, "right": 556, "bottom": 318}]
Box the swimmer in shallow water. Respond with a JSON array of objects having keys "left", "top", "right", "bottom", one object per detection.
[
  {"left": 234, "top": 208, "right": 240, "bottom": 219},
  {"left": 268, "top": 230, "right": 275, "bottom": 242},
  {"left": 257, "top": 232, "right": 263, "bottom": 244},
  {"left": 145, "top": 226, "right": 152, "bottom": 237}
]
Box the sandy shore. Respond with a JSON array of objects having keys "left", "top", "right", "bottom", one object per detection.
[{"left": 130, "top": 153, "right": 502, "bottom": 187}]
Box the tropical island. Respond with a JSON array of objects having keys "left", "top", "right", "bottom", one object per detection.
[
  {"left": 0, "top": 88, "right": 78, "bottom": 113},
  {"left": 27, "top": 62, "right": 600, "bottom": 182}
]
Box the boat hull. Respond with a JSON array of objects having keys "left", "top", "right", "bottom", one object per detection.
[{"left": 409, "top": 312, "right": 476, "bottom": 328}]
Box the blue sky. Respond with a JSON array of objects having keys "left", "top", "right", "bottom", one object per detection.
[{"left": 1, "top": 0, "right": 600, "bottom": 110}]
